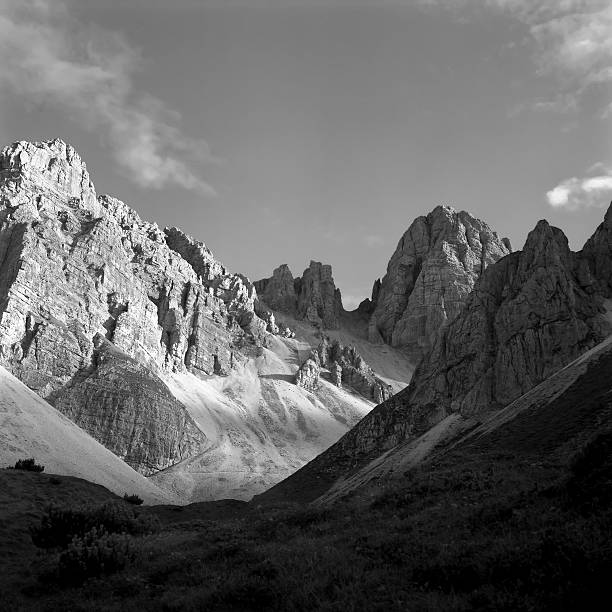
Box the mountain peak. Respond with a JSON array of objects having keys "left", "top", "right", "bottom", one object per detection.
[
  {"left": 255, "top": 260, "right": 343, "bottom": 329},
  {"left": 368, "top": 206, "right": 511, "bottom": 356},
  {"left": 1, "top": 138, "right": 97, "bottom": 213}
]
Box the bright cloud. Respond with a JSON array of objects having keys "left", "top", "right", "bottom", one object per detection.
[
  {"left": 547, "top": 168, "right": 612, "bottom": 210},
  {"left": 0, "top": 0, "right": 216, "bottom": 195}
]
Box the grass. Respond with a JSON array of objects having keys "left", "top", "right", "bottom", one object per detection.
[
  {"left": 2, "top": 440, "right": 611, "bottom": 611},
  {"left": 3, "top": 357, "right": 612, "bottom": 610}
]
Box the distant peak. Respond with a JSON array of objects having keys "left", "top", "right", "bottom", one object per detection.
[
  {"left": 603, "top": 201, "right": 612, "bottom": 226},
  {"left": 523, "top": 219, "right": 569, "bottom": 257},
  {"left": 431, "top": 204, "right": 457, "bottom": 214},
  {"left": 272, "top": 263, "right": 294, "bottom": 278},
  {"left": 1, "top": 138, "right": 96, "bottom": 207}
]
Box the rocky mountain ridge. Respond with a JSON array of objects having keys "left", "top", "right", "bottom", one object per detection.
[
  {"left": 258, "top": 204, "right": 612, "bottom": 504},
  {"left": 0, "top": 139, "right": 403, "bottom": 500},
  {"left": 0, "top": 139, "right": 274, "bottom": 475},
  {"left": 0, "top": 138, "right": 534, "bottom": 502}
]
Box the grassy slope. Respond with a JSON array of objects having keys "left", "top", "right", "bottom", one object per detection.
[
  {"left": 0, "top": 470, "right": 118, "bottom": 609},
  {"left": 4, "top": 345, "right": 612, "bottom": 610}
]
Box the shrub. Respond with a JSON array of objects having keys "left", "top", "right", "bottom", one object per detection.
[
  {"left": 123, "top": 493, "right": 144, "bottom": 505},
  {"left": 57, "top": 527, "right": 136, "bottom": 584},
  {"left": 570, "top": 430, "right": 612, "bottom": 478},
  {"left": 31, "top": 501, "right": 160, "bottom": 549},
  {"left": 13, "top": 458, "right": 44, "bottom": 472},
  {"left": 567, "top": 430, "right": 612, "bottom": 512}
]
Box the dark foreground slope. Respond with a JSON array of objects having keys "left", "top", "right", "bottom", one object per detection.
[{"left": 4, "top": 344, "right": 612, "bottom": 611}]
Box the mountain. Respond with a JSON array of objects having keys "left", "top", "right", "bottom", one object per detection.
[
  {"left": 317, "top": 330, "right": 612, "bottom": 505},
  {"left": 0, "top": 139, "right": 407, "bottom": 502},
  {"left": 0, "top": 138, "right": 527, "bottom": 503},
  {"left": 257, "top": 205, "right": 612, "bottom": 504},
  {"left": 257, "top": 206, "right": 511, "bottom": 364},
  {"left": 255, "top": 261, "right": 344, "bottom": 329},
  {"left": 365, "top": 205, "right": 511, "bottom": 357},
  {"left": 0, "top": 365, "right": 173, "bottom": 504}
]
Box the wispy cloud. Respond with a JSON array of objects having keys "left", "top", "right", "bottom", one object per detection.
[
  {"left": 421, "top": 0, "right": 612, "bottom": 211},
  {"left": 421, "top": 0, "right": 612, "bottom": 114},
  {"left": 547, "top": 166, "right": 612, "bottom": 211},
  {"left": 0, "top": 0, "right": 216, "bottom": 195}
]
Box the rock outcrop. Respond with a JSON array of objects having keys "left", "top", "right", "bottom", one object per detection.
[
  {"left": 367, "top": 206, "right": 511, "bottom": 358},
  {"left": 254, "top": 264, "right": 297, "bottom": 313},
  {"left": 255, "top": 261, "right": 344, "bottom": 329},
  {"left": 295, "top": 357, "right": 320, "bottom": 392},
  {"left": 258, "top": 206, "right": 612, "bottom": 504},
  {"left": 312, "top": 337, "right": 392, "bottom": 404},
  {"left": 51, "top": 335, "right": 207, "bottom": 475},
  {"left": 0, "top": 139, "right": 269, "bottom": 474}
]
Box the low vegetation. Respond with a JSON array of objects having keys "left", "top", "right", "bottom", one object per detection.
[
  {"left": 31, "top": 500, "right": 160, "bottom": 549},
  {"left": 12, "top": 458, "right": 44, "bottom": 472},
  {"left": 123, "top": 494, "right": 144, "bottom": 506},
  {"left": 2, "top": 437, "right": 609, "bottom": 611}
]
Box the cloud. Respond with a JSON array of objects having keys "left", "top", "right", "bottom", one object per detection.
[
  {"left": 547, "top": 166, "right": 612, "bottom": 210},
  {"left": 421, "top": 0, "right": 612, "bottom": 114},
  {"left": 0, "top": 0, "right": 216, "bottom": 195}
]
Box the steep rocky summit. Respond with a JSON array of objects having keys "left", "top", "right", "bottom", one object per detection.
[
  {"left": 0, "top": 139, "right": 268, "bottom": 474},
  {"left": 366, "top": 205, "right": 511, "bottom": 358},
  {"left": 255, "top": 261, "right": 344, "bottom": 329}
]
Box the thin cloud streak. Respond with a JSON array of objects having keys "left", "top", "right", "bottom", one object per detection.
[{"left": 0, "top": 0, "right": 216, "bottom": 196}]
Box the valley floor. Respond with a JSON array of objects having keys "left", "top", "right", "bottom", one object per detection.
[{"left": 2, "top": 423, "right": 611, "bottom": 611}]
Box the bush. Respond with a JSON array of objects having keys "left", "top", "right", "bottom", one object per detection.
[
  {"left": 123, "top": 493, "right": 144, "bottom": 505},
  {"left": 570, "top": 430, "right": 612, "bottom": 478},
  {"left": 567, "top": 430, "right": 612, "bottom": 511},
  {"left": 13, "top": 458, "right": 44, "bottom": 472},
  {"left": 31, "top": 501, "right": 160, "bottom": 549},
  {"left": 57, "top": 527, "right": 136, "bottom": 584}
]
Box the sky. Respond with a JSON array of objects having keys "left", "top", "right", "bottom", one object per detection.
[{"left": 0, "top": 0, "right": 611, "bottom": 309}]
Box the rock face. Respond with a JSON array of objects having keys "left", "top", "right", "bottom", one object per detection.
[
  {"left": 312, "top": 337, "right": 392, "bottom": 404},
  {"left": 254, "top": 264, "right": 297, "bottom": 313},
  {"left": 50, "top": 335, "right": 208, "bottom": 475},
  {"left": 0, "top": 139, "right": 268, "bottom": 474},
  {"left": 295, "top": 358, "right": 320, "bottom": 392},
  {"left": 258, "top": 206, "right": 612, "bottom": 504},
  {"left": 255, "top": 261, "right": 344, "bottom": 329},
  {"left": 367, "top": 206, "right": 511, "bottom": 358}
]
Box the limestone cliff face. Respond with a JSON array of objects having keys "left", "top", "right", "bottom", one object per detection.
[
  {"left": 368, "top": 206, "right": 511, "bottom": 358},
  {"left": 0, "top": 139, "right": 266, "bottom": 473},
  {"left": 255, "top": 260, "right": 343, "bottom": 329},
  {"left": 258, "top": 207, "right": 612, "bottom": 503}
]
